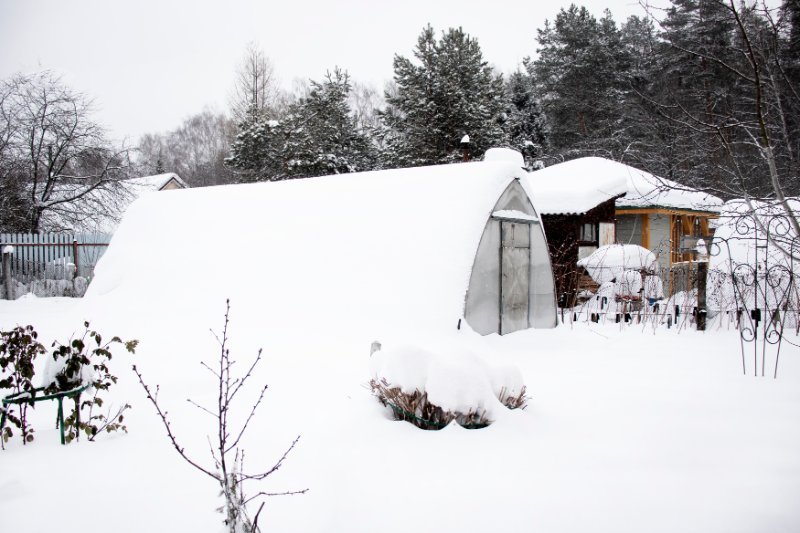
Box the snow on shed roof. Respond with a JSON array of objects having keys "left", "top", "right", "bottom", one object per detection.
[
  {"left": 611, "top": 161, "right": 723, "bottom": 213},
  {"left": 124, "top": 172, "right": 187, "bottom": 191},
  {"left": 87, "top": 161, "right": 531, "bottom": 337},
  {"left": 525, "top": 157, "right": 629, "bottom": 215},
  {"left": 525, "top": 157, "right": 723, "bottom": 215}
]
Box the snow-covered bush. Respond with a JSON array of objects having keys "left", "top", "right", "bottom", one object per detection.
[
  {"left": 369, "top": 344, "right": 527, "bottom": 430},
  {"left": 643, "top": 275, "right": 664, "bottom": 301},
  {"left": 0, "top": 322, "right": 135, "bottom": 447},
  {"left": 0, "top": 325, "right": 45, "bottom": 446},
  {"left": 615, "top": 270, "right": 642, "bottom": 298},
  {"left": 44, "top": 322, "right": 137, "bottom": 443},
  {"left": 577, "top": 244, "right": 658, "bottom": 285}
]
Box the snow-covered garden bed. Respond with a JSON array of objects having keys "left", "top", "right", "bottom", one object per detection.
[{"left": 1, "top": 296, "right": 799, "bottom": 533}]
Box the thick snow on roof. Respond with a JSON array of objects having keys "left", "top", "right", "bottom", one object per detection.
[
  {"left": 526, "top": 157, "right": 723, "bottom": 215},
  {"left": 125, "top": 172, "right": 187, "bottom": 191},
  {"left": 611, "top": 161, "right": 723, "bottom": 212},
  {"left": 483, "top": 147, "right": 525, "bottom": 168},
  {"left": 88, "top": 161, "right": 529, "bottom": 338},
  {"left": 525, "top": 157, "right": 629, "bottom": 215}
]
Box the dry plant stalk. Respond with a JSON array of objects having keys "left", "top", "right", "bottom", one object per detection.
[
  {"left": 370, "top": 378, "right": 528, "bottom": 430},
  {"left": 133, "top": 300, "right": 306, "bottom": 533},
  {"left": 497, "top": 386, "right": 529, "bottom": 410}
]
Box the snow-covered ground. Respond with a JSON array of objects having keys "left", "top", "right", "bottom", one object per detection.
[{"left": 1, "top": 296, "right": 798, "bottom": 533}]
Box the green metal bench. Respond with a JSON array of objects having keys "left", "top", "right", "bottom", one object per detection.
[{"left": 0, "top": 384, "right": 88, "bottom": 445}]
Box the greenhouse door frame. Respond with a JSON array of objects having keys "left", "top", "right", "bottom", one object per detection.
[{"left": 499, "top": 220, "right": 532, "bottom": 335}]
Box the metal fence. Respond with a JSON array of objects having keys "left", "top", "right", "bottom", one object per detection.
[{"left": 0, "top": 233, "right": 110, "bottom": 283}]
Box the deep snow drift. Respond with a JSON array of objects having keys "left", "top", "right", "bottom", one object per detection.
[{"left": 1, "top": 296, "right": 798, "bottom": 533}]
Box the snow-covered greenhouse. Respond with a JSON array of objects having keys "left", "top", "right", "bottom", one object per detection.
[{"left": 87, "top": 158, "right": 557, "bottom": 336}]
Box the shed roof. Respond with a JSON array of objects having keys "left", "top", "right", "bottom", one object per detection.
[
  {"left": 87, "top": 161, "right": 532, "bottom": 337},
  {"left": 525, "top": 157, "right": 723, "bottom": 215},
  {"left": 610, "top": 161, "right": 723, "bottom": 213},
  {"left": 124, "top": 173, "right": 187, "bottom": 191},
  {"left": 525, "top": 157, "right": 629, "bottom": 215}
]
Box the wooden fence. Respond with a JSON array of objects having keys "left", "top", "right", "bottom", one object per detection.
[{"left": 0, "top": 233, "right": 110, "bottom": 282}]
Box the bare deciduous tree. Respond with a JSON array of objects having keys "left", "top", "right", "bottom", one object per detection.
[
  {"left": 644, "top": 0, "right": 799, "bottom": 260},
  {"left": 133, "top": 301, "right": 306, "bottom": 533},
  {"left": 136, "top": 108, "right": 236, "bottom": 186},
  {"left": 230, "top": 43, "right": 279, "bottom": 123},
  {"left": 0, "top": 71, "right": 131, "bottom": 232}
]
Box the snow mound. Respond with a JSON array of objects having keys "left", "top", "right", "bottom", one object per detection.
[
  {"left": 370, "top": 343, "right": 525, "bottom": 423},
  {"left": 87, "top": 160, "right": 529, "bottom": 338},
  {"left": 616, "top": 270, "right": 642, "bottom": 298},
  {"left": 483, "top": 147, "right": 525, "bottom": 168},
  {"left": 578, "top": 244, "right": 658, "bottom": 284}
]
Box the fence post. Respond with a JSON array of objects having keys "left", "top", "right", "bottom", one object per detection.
[
  {"left": 696, "top": 260, "right": 708, "bottom": 331},
  {"left": 2, "top": 245, "right": 14, "bottom": 300},
  {"left": 72, "top": 239, "right": 80, "bottom": 280}
]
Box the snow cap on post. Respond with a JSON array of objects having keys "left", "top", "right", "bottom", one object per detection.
[
  {"left": 460, "top": 135, "right": 471, "bottom": 162},
  {"left": 2, "top": 245, "right": 14, "bottom": 254}
]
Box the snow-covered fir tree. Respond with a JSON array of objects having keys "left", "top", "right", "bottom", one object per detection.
[
  {"left": 225, "top": 103, "right": 283, "bottom": 182},
  {"left": 529, "top": 6, "right": 631, "bottom": 159},
  {"left": 504, "top": 71, "right": 549, "bottom": 168},
  {"left": 226, "top": 69, "right": 374, "bottom": 181},
  {"left": 281, "top": 68, "right": 376, "bottom": 177},
  {"left": 381, "top": 26, "right": 509, "bottom": 167}
]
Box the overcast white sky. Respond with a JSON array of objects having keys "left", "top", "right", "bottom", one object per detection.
[{"left": 1, "top": 0, "right": 656, "bottom": 142}]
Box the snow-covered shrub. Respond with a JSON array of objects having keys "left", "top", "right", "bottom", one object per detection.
[
  {"left": 643, "top": 275, "right": 664, "bottom": 301},
  {"left": 615, "top": 270, "right": 642, "bottom": 298},
  {"left": 44, "top": 322, "right": 137, "bottom": 443},
  {"left": 369, "top": 344, "right": 527, "bottom": 430},
  {"left": 0, "top": 325, "right": 45, "bottom": 446},
  {"left": 577, "top": 244, "right": 658, "bottom": 285}
]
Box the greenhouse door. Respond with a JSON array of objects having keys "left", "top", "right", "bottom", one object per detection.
[{"left": 500, "top": 221, "right": 530, "bottom": 334}]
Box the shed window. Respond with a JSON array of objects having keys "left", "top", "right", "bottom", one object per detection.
[{"left": 579, "top": 223, "right": 597, "bottom": 243}]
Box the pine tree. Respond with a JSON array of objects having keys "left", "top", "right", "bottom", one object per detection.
[
  {"left": 282, "top": 68, "right": 375, "bottom": 177},
  {"left": 226, "top": 69, "right": 375, "bottom": 181},
  {"left": 504, "top": 71, "right": 549, "bottom": 167},
  {"left": 653, "top": 0, "right": 759, "bottom": 191},
  {"left": 225, "top": 103, "right": 283, "bottom": 182},
  {"left": 529, "top": 5, "right": 630, "bottom": 159},
  {"left": 381, "top": 26, "right": 509, "bottom": 167}
]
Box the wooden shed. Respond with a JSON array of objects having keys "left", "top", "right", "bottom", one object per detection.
[
  {"left": 614, "top": 165, "right": 722, "bottom": 272},
  {"left": 525, "top": 157, "right": 629, "bottom": 304}
]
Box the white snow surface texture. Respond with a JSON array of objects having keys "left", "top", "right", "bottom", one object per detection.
[
  {"left": 526, "top": 156, "right": 630, "bottom": 215},
  {"left": 526, "top": 157, "right": 723, "bottom": 214},
  {"left": 1, "top": 296, "right": 799, "bottom": 533},
  {"left": 370, "top": 343, "right": 524, "bottom": 418},
  {"left": 88, "top": 160, "right": 528, "bottom": 338}
]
